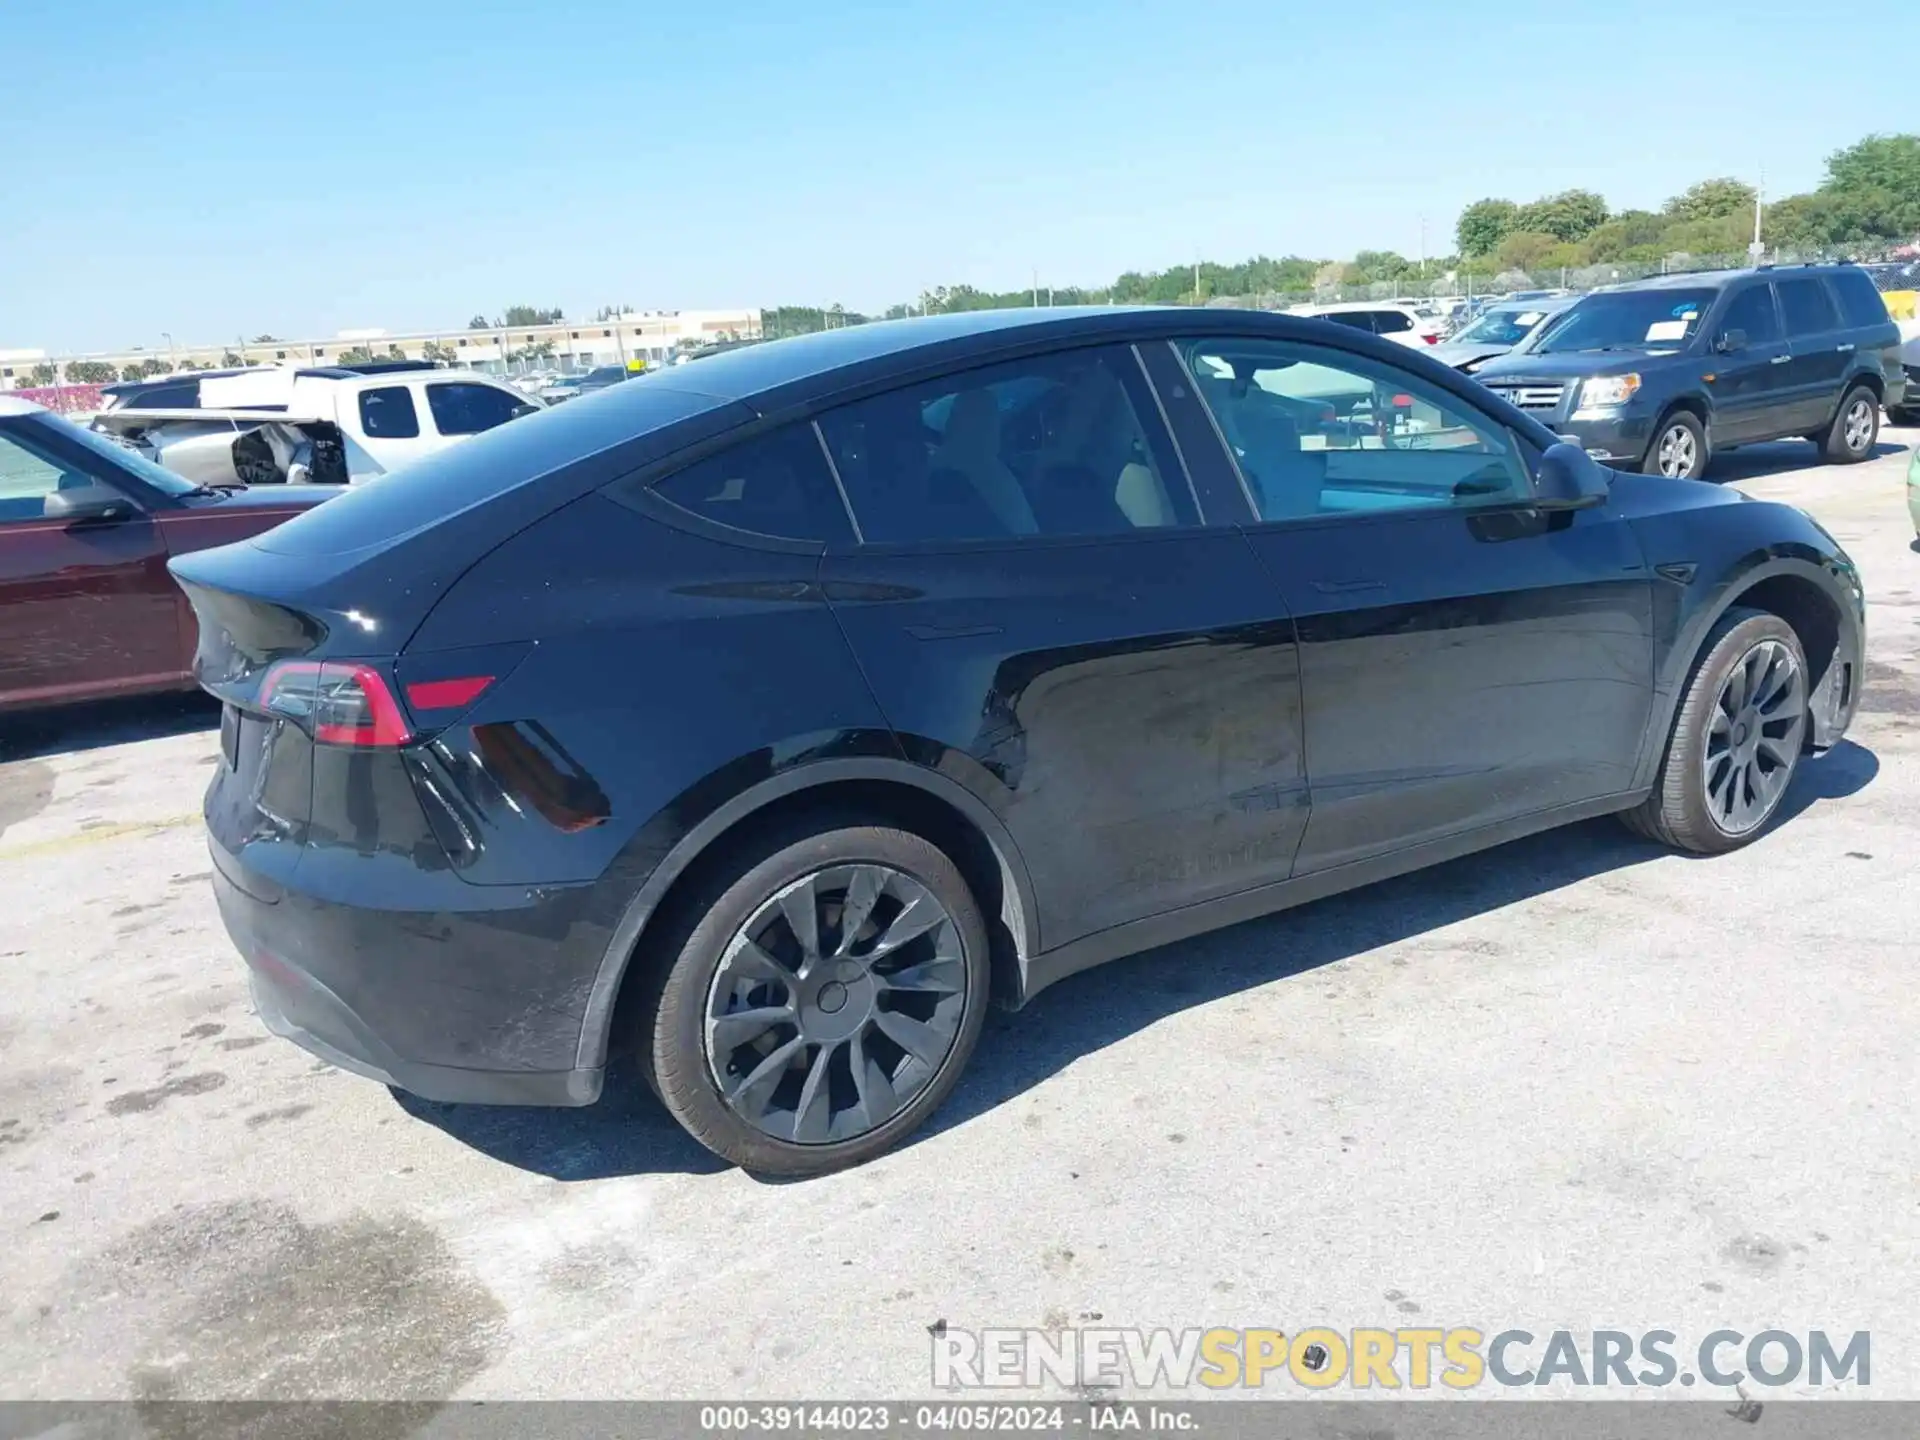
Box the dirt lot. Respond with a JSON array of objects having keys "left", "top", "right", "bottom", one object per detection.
[{"left": 1, "top": 430, "right": 1916, "bottom": 1403}]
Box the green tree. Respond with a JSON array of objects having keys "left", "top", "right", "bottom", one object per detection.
[
  {"left": 252, "top": 333, "right": 277, "bottom": 343},
  {"left": 468, "top": 315, "right": 491, "bottom": 329},
  {"left": 1513, "top": 190, "right": 1608, "bottom": 243},
  {"left": 1494, "top": 230, "right": 1563, "bottom": 271},
  {"left": 423, "top": 340, "right": 456, "bottom": 364},
  {"left": 1456, "top": 199, "right": 1519, "bottom": 256},
  {"left": 27, "top": 363, "right": 57, "bottom": 386},
  {"left": 1763, "top": 191, "right": 1840, "bottom": 250},
  {"left": 336, "top": 346, "right": 376, "bottom": 364},
  {"left": 500, "top": 305, "right": 563, "bottom": 326},
  {"left": 220, "top": 350, "right": 244, "bottom": 367},
  {"left": 1822, "top": 133, "right": 1920, "bottom": 231},
  {"left": 67, "top": 360, "right": 116, "bottom": 384},
  {"left": 1664, "top": 177, "right": 1758, "bottom": 225},
  {"left": 1579, "top": 209, "right": 1666, "bottom": 262}
]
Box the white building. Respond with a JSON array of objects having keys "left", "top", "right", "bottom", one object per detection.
[{"left": 0, "top": 308, "right": 761, "bottom": 390}]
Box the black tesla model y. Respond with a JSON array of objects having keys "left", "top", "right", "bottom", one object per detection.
[{"left": 173, "top": 307, "right": 1864, "bottom": 1174}]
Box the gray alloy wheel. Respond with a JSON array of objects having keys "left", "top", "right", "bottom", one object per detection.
[
  {"left": 703, "top": 863, "right": 968, "bottom": 1145},
  {"left": 1822, "top": 386, "right": 1879, "bottom": 463},
  {"left": 1699, "top": 638, "right": 1807, "bottom": 837},
  {"left": 1650, "top": 416, "right": 1703, "bottom": 478},
  {"left": 1621, "top": 608, "right": 1808, "bottom": 854},
  {"left": 645, "top": 821, "right": 991, "bottom": 1175}
]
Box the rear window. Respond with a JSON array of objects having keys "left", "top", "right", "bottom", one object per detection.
[
  {"left": 651, "top": 423, "right": 853, "bottom": 544},
  {"left": 1829, "top": 270, "right": 1892, "bottom": 329},
  {"left": 358, "top": 386, "right": 420, "bottom": 439},
  {"left": 252, "top": 382, "right": 735, "bottom": 557},
  {"left": 1373, "top": 310, "right": 1413, "bottom": 334},
  {"left": 425, "top": 382, "right": 526, "bottom": 436}
]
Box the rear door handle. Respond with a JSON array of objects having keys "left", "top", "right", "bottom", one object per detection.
[
  {"left": 1310, "top": 578, "right": 1388, "bottom": 594},
  {"left": 905, "top": 622, "right": 1003, "bottom": 641},
  {"left": 1770, "top": 355, "right": 1792, "bottom": 365},
  {"left": 1836, "top": 343, "right": 1855, "bottom": 353}
]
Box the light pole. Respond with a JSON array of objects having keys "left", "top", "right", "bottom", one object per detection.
[{"left": 162, "top": 332, "right": 176, "bottom": 370}]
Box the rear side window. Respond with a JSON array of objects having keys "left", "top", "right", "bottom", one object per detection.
[
  {"left": 1829, "top": 270, "right": 1892, "bottom": 328},
  {"left": 358, "top": 386, "right": 420, "bottom": 439},
  {"left": 817, "top": 344, "right": 1194, "bottom": 544},
  {"left": 652, "top": 423, "right": 853, "bottom": 544},
  {"left": 1322, "top": 312, "right": 1373, "bottom": 332},
  {"left": 1777, "top": 278, "right": 1839, "bottom": 336},
  {"left": 1719, "top": 285, "right": 1781, "bottom": 345},
  {"left": 1372, "top": 310, "right": 1413, "bottom": 334},
  {"left": 425, "top": 382, "right": 527, "bottom": 436}
]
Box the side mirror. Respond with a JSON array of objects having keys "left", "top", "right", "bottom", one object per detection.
[
  {"left": 1534, "top": 442, "right": 1611, "bottom": 511},
  {"left": 510, "top": 403, "right": 540, "bottom": 419},
  {"left": 43, "top": 483, "right": 132, "bottom": 523},
  {"left": 1715, "top": 328, "right": 1748, "bottom": 354}
]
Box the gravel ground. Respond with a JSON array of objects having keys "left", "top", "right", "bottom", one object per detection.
[{"left": 0, "top": 429, "right": 1915, "bottom": 1406}]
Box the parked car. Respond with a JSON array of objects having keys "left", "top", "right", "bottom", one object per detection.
[
  {"left": 1890, "top": 319, "right": 1920, "bottom": 425},
  {"left": 1288, "top": 301, "right": 1443, "bottom": 348},
  {"left": 575, "top": 364, "right": 642, "bottom": 397},
  {"left": 1474, "top": 266, "right": 1907, "bottom": 478},
  {"left": 539, "top": 375, "right": 589, "bottom": 405},
  {"left": 1908, "top": 438, "right": 1920, "bottom": 537},
  {"left": 0, "top": 397, "right": 339, "bottom": 711},
  {"left": 1428, "top": 295, "right": 1579, "bottom": 373},
  {"left": 91, "top": 366, "right": 540, "bottom": 486},
  {"left": 176, "top": 306, "right": 1863, "bottom": 1176}
]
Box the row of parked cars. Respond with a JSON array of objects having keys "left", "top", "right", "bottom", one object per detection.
[{"left": 1303, "top": 265, "right": 1917, "bottom": 478}]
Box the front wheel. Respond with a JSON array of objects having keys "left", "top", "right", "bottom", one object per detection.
[
  {"left": 1643, "top": 411, "right": 1708, "bottom": 479},
  {"left": 1822, "top": 385, "right": 1879, "bottom": 463},
  {"left": 645, "top": 822, "right": 991, "bottom": 1175},
  {"left": 1621, "top": 608, "right": 1809, "bottom": 854}
]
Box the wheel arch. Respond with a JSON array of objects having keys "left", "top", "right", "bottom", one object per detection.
[
  {"left": 575, "top": 757, "right": 1039, "bottom": 1072},
  {"left": 1633, "top": 552, "right": 1861, "bottom": 790},
  {"left": 1642, "top": 395, "right": 1713, "bottom": 468}
]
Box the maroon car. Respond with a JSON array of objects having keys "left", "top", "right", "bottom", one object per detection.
[{"left": 0, "top": 397, "right": 340, "bottom": 711}]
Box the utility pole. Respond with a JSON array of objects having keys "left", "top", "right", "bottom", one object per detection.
[
  {"left": 1419, "top": 215, "right": 1427, "bottom": 277},
  {"left": 1032, "top": 268, "right": 1039, "bottom": 307},
  {"left": 1750, "top": 167, "right": 1766, "bottom": 262}
]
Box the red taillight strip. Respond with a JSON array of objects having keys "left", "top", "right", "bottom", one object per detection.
[
  {"left": 406, "top": 675, "right": 495, "bottom": 711},
  {"left": 314, "top": 665, "right": 411, "bottom": 747}
]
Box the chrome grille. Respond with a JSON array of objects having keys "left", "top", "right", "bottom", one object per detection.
[{"left": 1484, "top": 383, "right": 1566, "bottom": 411}]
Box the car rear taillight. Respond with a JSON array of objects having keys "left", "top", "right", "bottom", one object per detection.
[
  {"left": 1421, "top": 333, "right": 1440, "bottom": 345},
  {"left": 405, "top": 675, "right": 496, "bottom": 711},
  {"left": 260, "top": 661, "right": 412, "bottom": 747}
]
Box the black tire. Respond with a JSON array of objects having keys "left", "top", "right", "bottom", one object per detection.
[
  {"left": 1887, "top": 406, "right": 1918, "bottom": 428},
  {"left": 1621, "top": 607, "right": 1808, "bottom": 854},
  {"left": 643, "top": 819, "right": 991, "bottom": 1176},
  {"left": 1821, "top": 384, "right": 1879, "bottom": 463},
  {"left": 1642, "top": 410, "right": 1709, "bottom": 479}
]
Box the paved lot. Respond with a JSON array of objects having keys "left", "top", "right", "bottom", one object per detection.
[{"left": 1, "top": 430, "right": 1916, "bottom": 1404}]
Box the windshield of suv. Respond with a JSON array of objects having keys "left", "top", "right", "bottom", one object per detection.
[
  {"left": 1530, "top": 288, "right": 1716, "bottom": 354},
  {"left": 1451, "top": 306, "right": 1556, "bottom": 347}
]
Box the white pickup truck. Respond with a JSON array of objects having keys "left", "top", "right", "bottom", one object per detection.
[{"left": 90, "top": 364, "right": 540, "bottom": 485}]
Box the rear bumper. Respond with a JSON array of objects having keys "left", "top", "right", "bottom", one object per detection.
[{"left": 211, "top": 848, "right": 604, "bottom": 1107}]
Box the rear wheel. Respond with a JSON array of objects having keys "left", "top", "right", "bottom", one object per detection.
[
  {"left": 1821, "top": 385, "right": 1879, "bottom": 463},
  {"left": 644, "top": 821, "right": 991, "bottom": 1175},
  {"left": 1643, "top": 411, "right": 1708, "bottom": 479},
  {"left": 1622, "top": 608, "right": 1809, "bottom": 854}
]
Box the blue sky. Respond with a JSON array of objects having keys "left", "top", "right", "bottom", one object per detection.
[{"left": 1, "top": 0, "right": 1904, "bottom": 351}]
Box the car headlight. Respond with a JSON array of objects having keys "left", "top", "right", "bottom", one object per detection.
[{"left": 1577, "top": 373, "right": 1641, "bottom": 410}]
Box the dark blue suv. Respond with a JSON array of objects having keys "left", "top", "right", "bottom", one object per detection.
[{"left": 1474, "top": 265, "right": 1906, "bottom": 479}]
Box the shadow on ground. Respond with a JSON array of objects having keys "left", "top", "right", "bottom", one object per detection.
[
  {"left": 404, "top": 740, "right": 1876, "bottom": 1179},
  {"left": 1707, "top": 438, "right": 1907, "bottom": 484},
  {"left": 0, "top": 691, "right": 219, "bottom": 762}
]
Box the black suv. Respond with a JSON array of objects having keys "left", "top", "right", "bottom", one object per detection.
[
  {"left": 173, "top": 308, "right": 1864, "bottom": 1175},
  {"left": 1474, "top": 265, "right": 1906, "bottom": 479}
]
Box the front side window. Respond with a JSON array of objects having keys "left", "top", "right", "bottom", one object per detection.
[
  {"left": 358, "top": 386, "right": 420, "bottom": 439},
  {"left": 1777, "top": 278, "right": 1839, "bottom": 336},
  {"left": 818, "top": 345, "right": 1194, "bottom": 544},
  {"left": 651, "top": 423, "right": 853, "bottom": 544},
  {"left": 1175, "top": 337, "right": 1530, "bottom": 521},
  {"left": 1372, "top": 310, "right": 1413, "bottom": 334},
  {"left": 425, "top": 382, "right": 526, "bottom": 436},
  {"left": 1719, "top": 286, "right": 1782, "bottom": 346},
  {"left": 1531, "top": 288, "right": 1717, "bottom": 353}
]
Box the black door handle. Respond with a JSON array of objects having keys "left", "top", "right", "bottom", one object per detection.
[
  {"left": 1310, "top": 578, "right": 1387, "bottom": 595},
  {"left": 905, "top": 622, "right": 1003, "bottom": 641}
]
